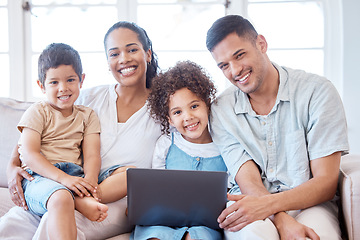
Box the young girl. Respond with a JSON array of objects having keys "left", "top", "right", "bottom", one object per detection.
[{"left": 131, "top": 61, "right": 227, "bottom": 240}]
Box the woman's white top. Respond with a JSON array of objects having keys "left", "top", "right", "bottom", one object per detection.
[{"left": 76, "top": 84, "right": 161, "bottom": 174}]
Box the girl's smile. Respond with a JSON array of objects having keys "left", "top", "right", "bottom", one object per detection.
[{"left": 168, "top": 88, "right": 212, "bottom": 144}]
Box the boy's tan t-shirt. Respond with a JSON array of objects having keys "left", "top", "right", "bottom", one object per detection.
[{"left": 17, "top": 101, "right": 100, "bottom": 167}]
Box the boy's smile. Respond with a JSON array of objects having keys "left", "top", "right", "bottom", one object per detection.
[{"left": 38, "top": 64, "right": 84, "bottom": 117}]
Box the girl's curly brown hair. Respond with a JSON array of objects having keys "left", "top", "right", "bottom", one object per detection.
[{"left": 148, "top": 60, "right": 217, "bottom": 135}]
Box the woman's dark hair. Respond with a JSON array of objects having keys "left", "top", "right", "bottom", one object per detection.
[
  {"left": 148, "top": 60, "right": 217, "bottom": 134},
  {"left": 206, "top": 15, "right": 258, "bottom": 52},
  {"left": 104, "top": 21, "right": 159, "bottom": 88},
  {"left": 38, "top": 43, "right": 82, "bottom": 86}
]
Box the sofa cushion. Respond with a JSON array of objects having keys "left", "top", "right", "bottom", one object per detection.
[
  {"left": 0, "top": 188, "right": 15, "bottom": 216},
  {"left": 339, "top": 154, "right": 360, "bottom": 240},
  {"left": 0, "top": 98, "right": 32, "bottom": 187}
]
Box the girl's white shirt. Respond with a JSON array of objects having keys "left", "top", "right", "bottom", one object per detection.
[{"left": 152, "top": 130, "right": 221, "bottom": 169}]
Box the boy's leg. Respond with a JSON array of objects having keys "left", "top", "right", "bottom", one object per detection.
[
  {"left": 22, "top": 166, "right": 79, "bottom": 240},
  {"left": 34, "top": 197, "right": 132, "bottom": 240},
  {"left": 47, "top": 189, "right": 77, "bottom": 240},
  {"left": 98, "top": 166, "right": 136, "bottom": 203},
  {"left": 294, "top": 200, "right": 341, "bottom": 240},
  {"left": 50, "top": 162, "right": 108, "bottom": 222},
  {"left": 31, "top": 164, "right": 131, "bottom": 240},
  {"left": 74, "top": 196, "right": 108, "bottom": 222}
]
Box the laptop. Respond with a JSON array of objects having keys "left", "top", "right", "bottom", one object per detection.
[{"left": 127, "top": 168, "right": 228, "bottom": 229}]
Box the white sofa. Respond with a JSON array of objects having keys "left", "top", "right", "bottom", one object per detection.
[
  {"left": 0, "top": 97, "right": 359, "bottom": 240},
  {"left": 0, "top": 97, "right": 130, "bottom": 239}
]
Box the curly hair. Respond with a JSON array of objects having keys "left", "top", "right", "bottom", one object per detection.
[{"left": 148, "top": 60, "right": 217, "bottom": 135}]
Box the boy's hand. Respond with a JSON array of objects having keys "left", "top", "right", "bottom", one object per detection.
[
  {"left": 59, "top": 175, "right": 96, "bottom": 198},
  {"left": 84, "top": 175, "right": 101, "bottom": 202}
]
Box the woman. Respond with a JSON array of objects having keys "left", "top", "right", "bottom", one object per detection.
[{"left": 2, "top": 21, "right": 162, "bottom": 239}]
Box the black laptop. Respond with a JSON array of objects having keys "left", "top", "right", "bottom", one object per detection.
[{"left": 127, "top": 168, "right": 228, "bottom": 229}]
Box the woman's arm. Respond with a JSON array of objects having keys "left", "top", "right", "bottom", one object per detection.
[{"left": 6, "top": 144, "right": 33, "bottom": 209}]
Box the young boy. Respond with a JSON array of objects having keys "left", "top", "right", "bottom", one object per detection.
[{"left": 17, "top": 43, "right": 108, "bottom": 239}]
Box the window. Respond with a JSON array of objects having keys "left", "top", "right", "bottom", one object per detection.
[
  {"left": 136, "top": 0, "right": 228, "bottom": 92},
  {"left": 245, "top": 0, "right": 342, "bottom": 92},
  {"left": 26, "top": 0, "right": 119, "bottom": 99},
  {"left": 0, "top": 0, "right": 9, "bottom": 98},
  {"left": 249, "top": 1, "right": 324, "bottom": 74},
  {"left": 1, "top": 0, "right": 342, "bottom": 101}
]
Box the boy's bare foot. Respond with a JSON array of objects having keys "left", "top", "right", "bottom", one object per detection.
[{"left": 75, "top": 196, "right": 108, "bottom": 222}]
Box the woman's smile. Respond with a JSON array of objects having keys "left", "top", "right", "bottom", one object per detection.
[{"left": 118, "top": 66, "right": 137, "bottom": 77}]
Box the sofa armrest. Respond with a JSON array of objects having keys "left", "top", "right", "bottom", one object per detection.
[
  {"left": 339, "top": 154, "right": 360, "bottom": 240},
  {"left": 0, "top": 98, "right": 32, "bottom": 187}
]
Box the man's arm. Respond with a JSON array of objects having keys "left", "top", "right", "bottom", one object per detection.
[
  {"left": 270, "top": 152, "right": 340, "bottom": 240},
  {"left": 218, "top": 152, "right": 340, "bottom": 238},
  {"left": 6, "top": 145, "right": 33, "bottom": 209},
  {"left": 272, "top": 151, "right": 340, "bottom": 212}
]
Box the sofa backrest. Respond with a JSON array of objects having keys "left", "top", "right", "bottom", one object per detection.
[{"left": 0, "top": 97, "right": 33, "bottom": 187}]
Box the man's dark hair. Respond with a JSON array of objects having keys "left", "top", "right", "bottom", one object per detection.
[{"left": 206, "top": 15, "right": 258, "bottom": 52}]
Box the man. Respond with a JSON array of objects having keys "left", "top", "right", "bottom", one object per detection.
[{"left": 206, "top": 15, "right": 349, "bottom": 239}]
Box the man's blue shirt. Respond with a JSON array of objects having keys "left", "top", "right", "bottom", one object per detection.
[{"left": 210, "top": 63, "right": 349, "bottom": 194}]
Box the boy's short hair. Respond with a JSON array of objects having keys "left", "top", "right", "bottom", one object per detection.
[
  {"left": 38, "top": 43, "right": 83, "bottom": 85},
  {"left": 206, "top": 15, "right": 258, "bottom": 52},
  {"left": 147, "top": 60, "right": 217, "bottom": 135}
]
